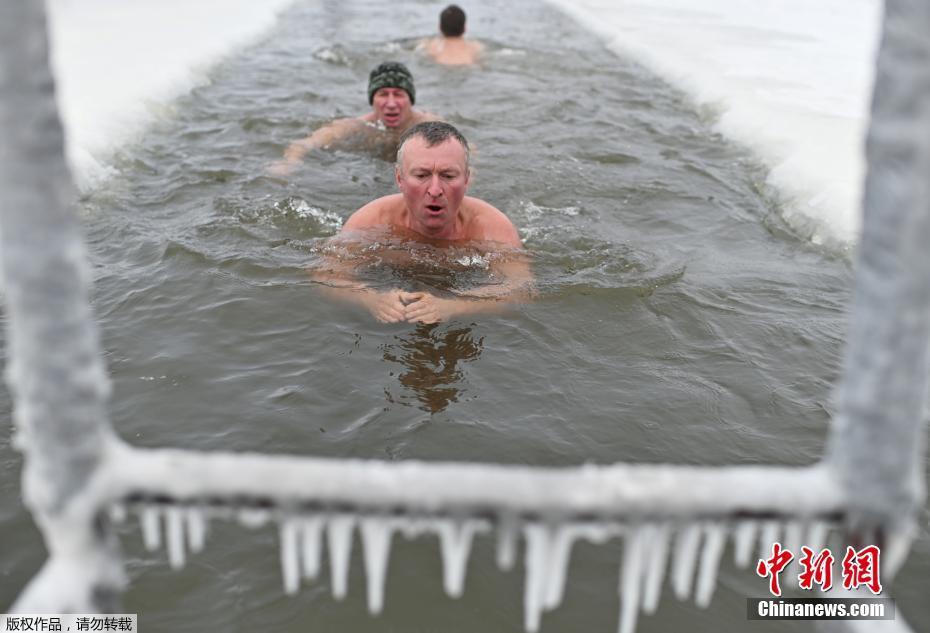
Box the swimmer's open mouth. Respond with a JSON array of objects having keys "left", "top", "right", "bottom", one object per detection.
[{"left": 426, "top": 204, "right": 443, "bottom": 212}]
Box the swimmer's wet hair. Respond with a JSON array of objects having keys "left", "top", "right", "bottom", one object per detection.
[
  {"left": 395, "top": 121, "right": 471, "bottom": 170},
  {"left": 440, "top": 4, "right": 466, "bottom": 37}
]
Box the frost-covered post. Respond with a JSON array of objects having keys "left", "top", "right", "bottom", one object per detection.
[
  {"left": 0, "top": 0, "right": 124, "bottom": 612},
  {"left": 826, "top": 0, "right": 929, "bottom": 569}
]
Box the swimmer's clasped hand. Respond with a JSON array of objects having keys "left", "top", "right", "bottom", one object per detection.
[{"left": 365, "top": 289, "right": 452, "bottom": 324}]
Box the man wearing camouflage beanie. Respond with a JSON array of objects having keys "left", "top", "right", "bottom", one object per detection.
[{"left": 270, "top": 61, "right": 438, "bottom": 176}]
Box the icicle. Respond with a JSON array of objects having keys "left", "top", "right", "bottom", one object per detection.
[
  {"left": 806, "top": 521, "right": 829, "bottom": 555},
  {"left": 238, "top": 508, "right": 271, "bottom": 529},
  {"left": 732, "top": 520, "right": 757, "bottom": 568},
  {"left": 108, "top": 504, "right": 127, "bottom": 524},
  {"left": 758, "top": 520, "right": 780, "bottom": 560},
  {"left": 300, "top": 516, "right": 324, "bottom": 579},
  {"left": 642, "top": 523, "right": 671, "bottom": 614},
  {"left": 522, "top": 523, "right": 551, "bottom": 633},
  {"left": 360, "top": 517, "right": 394, "bottom": 614},
  {"left": 671, "top": 523, "right": 701, "bottom": 600},
  {"left": 877, "top": 526, "right": 914, "bottom": 577},
  {"left": 694, "top": 523, "right": 726, "bottom": 608},
  {"left": 186, "top": 507, "right": 207, "bottom": 553},
  {"left": 165, "top": 506, "right": 186, "bottom": 569},
  {"left": 436, "top": 519, "right": 479, "bottom": 598},
  {"left": 618, "top": 525, "right": 647, "bottom": 633},
  {"left": 400, "top": 517, "right": 430, "bottom": 540},
  {"left": 542, "top": 524, "right": 577, "bottom": 611},
  {"left": 578, "top": 522, "right": 617, "bottom": 545},
  {"left": 783, "top": 520, "right": 804, "bottom": 562},
  {"left": 327, "top": 514, "right": 355, "bottom": 600},
  {"left": 140, "top": 505, "right": 161, "bottom": 551},
  {"left": 496, "top": 515, "right": 519, "bottom": 571},
  {"left": 280, "top": 519, "right": 300, "bottom": 595}
]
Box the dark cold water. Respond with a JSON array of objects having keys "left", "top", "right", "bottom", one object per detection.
[{"left": 1, "top": 0, "right": 928, "bottom": 631}]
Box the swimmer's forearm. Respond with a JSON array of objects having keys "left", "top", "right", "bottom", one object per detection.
[
  {"left": 456, "top": 283, "right": 535, "bottom": 301},
  {"left": 463, "top": 259, "right": 536, "bottom": 300},
  {"left": 453, "top": 269, "right": 537, "bottom": 302},
  {"left": 449, "top": 297, "right": 507, "bottom": 316},
  {"left": 266, "top": 138, "right": 318, "bottom": 176},
  {"left": 314, "top": 279, "right": 410, "bottom": 323},
  {"left": 437, "top": 293, "right": 530, "bottom": 319},
  {"left": 315, "top": 282, "right": 376, "bottom": 307},
  {"left": 283, "top": 138, "right": 314, "bottom": 162}
]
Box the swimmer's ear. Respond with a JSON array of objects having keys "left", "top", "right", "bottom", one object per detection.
[{"left": 395, "top": 165, "right": 403, "bottom": 189}]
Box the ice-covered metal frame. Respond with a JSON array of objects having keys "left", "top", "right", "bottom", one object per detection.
[{"left": 1, "top": 1, "right": 925, "bottom": 632}]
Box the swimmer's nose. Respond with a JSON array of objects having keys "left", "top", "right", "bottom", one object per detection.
[{"left": 427, "top": 176, "right": 443, "bottom": 197}]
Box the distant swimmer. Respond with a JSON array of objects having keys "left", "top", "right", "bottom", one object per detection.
[
  {"left": 421, "top": 5, "right": 483, "bottom": 66},
  {"left": 268, "top": 62, "right": 439, "bottom": 176},
  {"left": 315, "top": 121, "right": 533, "bottom": 324}
]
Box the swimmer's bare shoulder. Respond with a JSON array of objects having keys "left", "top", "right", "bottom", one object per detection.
[
  {"left": 342, "top": 194, "right": 405, "bottom": 231},
  {"left": 422, "top": 37, "right": 438, "bottom": 54},
  {"left": 422, "top": 37, "right": 484, "bottom": 66},
  {"left": 413, "top": 110, "right": 442, "bottom": 124},
  {"left": 462, "top": 196, "right": 522, "bottom": 247}
]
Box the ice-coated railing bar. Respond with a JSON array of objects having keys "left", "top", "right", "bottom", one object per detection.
[
  {"left": 91, "top": 441, "right": 852, "bottom": 520},
  {"left": 0, "top": 0, "right": 924, "bottom": 631}
]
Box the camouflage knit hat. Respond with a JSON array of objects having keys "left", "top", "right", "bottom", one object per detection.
[{"left": 367, "top": 62, "right": 416, "bottom": 105}]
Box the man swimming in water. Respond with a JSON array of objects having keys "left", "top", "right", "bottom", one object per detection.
[
  {"left": 316, "top": 121, "right": 532, "bottom": 324},
  {"left": 268, "top": 62, "right": 439, "bottom": 176},
  {"left": 422, "top": 5, "right": 484, "bottom": 66}
]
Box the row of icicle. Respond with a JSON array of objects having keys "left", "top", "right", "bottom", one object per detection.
[{"left": 118, "top": 504, "right": 832, "bottom": 633}]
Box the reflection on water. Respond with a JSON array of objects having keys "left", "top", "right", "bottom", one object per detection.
[
  {"left": 382, "top": 323, "right": 484, "bottom": 412},
  {"left": 316, "top": 230, "right": 513, "bottom": 413}
]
